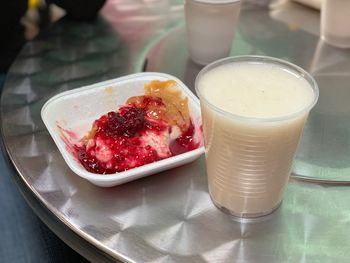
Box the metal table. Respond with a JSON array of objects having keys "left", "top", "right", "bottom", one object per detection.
[{"left": 2, "top": 1, "right": 350, "bottom": 262}]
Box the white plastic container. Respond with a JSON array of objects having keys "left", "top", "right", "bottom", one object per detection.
[{"left": 41, "top": 72, "right": 204, "bottom": 187}]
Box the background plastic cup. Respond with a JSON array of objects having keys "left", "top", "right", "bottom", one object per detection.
[
  {"left": 321, "top": 0, "right": 350, "bottom": 48},
  {"left": 195, "top": 56, "right": 319, "bottom": 218},
  {"left": 184, "top": 0, "right": 241, "bottom": 65}
]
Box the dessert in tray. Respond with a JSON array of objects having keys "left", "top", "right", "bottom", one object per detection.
[
  {"left": 75, "top": 80, "right": 200, "bottom": 174},
  {"left": 41, "top": 73, "right": 204, "bottom": 187}
]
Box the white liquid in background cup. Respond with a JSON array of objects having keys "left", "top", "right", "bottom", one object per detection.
[
  {"left": 195, "top": 56, "right": 319, "bottom": 218},
  {"left": 321, "top": 0, "right": 350, "bottom": 48},
  {"left": 185, "top": 0, "right": 241, "bottom": 65}
]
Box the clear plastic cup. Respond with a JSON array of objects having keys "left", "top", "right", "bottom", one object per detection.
[
  {"left": 195, "top": 56, "right": 319, "bottom": 218},
  {"left": 185, "top": 0, "right": 241, "bottom": 65}
]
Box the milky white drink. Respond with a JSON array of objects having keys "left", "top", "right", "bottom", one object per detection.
[
  {"left": 196, "top": 56, "right": 318, "bottom": 218},
  {"left": 185, "top": 0, "right": 241, "bottom": 65}
]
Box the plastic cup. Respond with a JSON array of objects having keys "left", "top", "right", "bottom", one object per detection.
[
  {"left": 195, "top": 56, "right": 319, "bottom": 219},
  {"left": 184, "top": 0, "right": 241, "bottom": 65},
  {"left": 321, "top": 0, "right": 350, "bottom": 48}
]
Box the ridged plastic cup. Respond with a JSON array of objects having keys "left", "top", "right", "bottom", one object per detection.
[{"left": 195, "top": 56, "right": 319, "bottom": 219}]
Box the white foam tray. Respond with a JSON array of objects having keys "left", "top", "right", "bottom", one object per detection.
[{"left": 41, "top": 72, "right": 204, "bottom": 187}]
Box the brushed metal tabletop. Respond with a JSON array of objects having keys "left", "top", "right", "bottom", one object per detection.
[{"left": 2, "top": 1, "right": 350, "bottom": 262}]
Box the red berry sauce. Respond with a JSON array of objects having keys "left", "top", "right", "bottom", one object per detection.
[
  {"left": 169, "top": 121, "right": 198, "bottom": 155},
  {"left": 75, "top": 95, "right": 199, "bottom": 175}
]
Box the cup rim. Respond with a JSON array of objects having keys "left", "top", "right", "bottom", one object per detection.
[{"left": 195, "top": 55, "right": 319, "bottom": 123}]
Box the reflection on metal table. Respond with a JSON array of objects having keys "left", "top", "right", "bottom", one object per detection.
[{"left": 1, "top": 0, "right": 350, "bottom": 262}]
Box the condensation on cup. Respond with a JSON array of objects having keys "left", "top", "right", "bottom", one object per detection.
[
  {"left": 185, "top": 0, "right": 241, "bottom": 65},
  {"left": 321, "top": 0, "right": 350, "bottom": 48}
]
